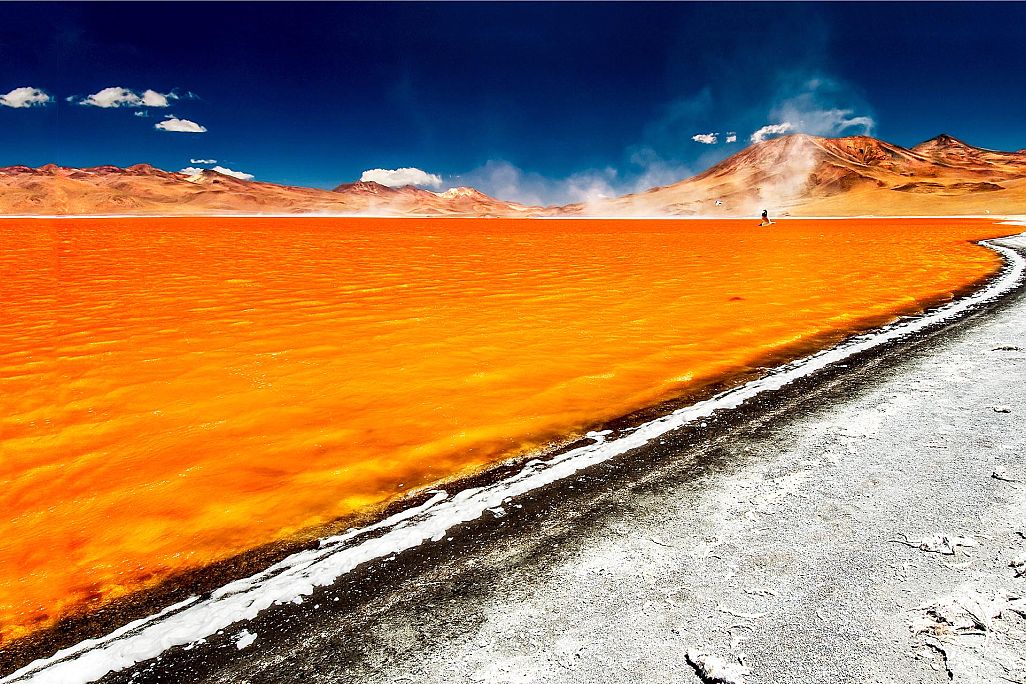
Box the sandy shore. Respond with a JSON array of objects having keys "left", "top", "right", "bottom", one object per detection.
[{"left": 5, "top": 233, "right": 1024, "bottom": 684}]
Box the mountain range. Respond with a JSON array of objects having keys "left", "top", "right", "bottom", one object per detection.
[{"left": 2, "top": 133, "right": 1024, "bottom": 217}]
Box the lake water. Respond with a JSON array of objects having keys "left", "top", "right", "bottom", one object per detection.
[{"left": 0, "top": 216, "right": 1014, "bottom": 644}]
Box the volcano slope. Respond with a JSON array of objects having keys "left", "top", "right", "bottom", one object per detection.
[{"left": 558, "top": 133, "right": 1026, "bottom": 217}]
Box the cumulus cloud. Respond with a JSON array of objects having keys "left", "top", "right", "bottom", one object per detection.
[
  {"left": 134, "top": 111, "right": 149, "bottom": 118},
  {"left": 764, "top": 76, "right": 875, "bottom": 139},
  {"left": 360, "top": 167, "right": 443, "bottom": 189},
  {"left": 750, "top": 122, "right": 794, "bottom": 143},
  {"left": 140, "top": 89, "right": 172, "bottom": 107},
  {"left": 1, "top": 86, "right": 52, "bottom": 108},
  {"left": 691, "top": 132, "right": 718, "bottom": 145},
  {"left": 180, "top": 165, "right": 254, "bottom": 180},
  {"left": 80, "top": 86, "right": 177, "bottom": 108},
  {"left": 87, "top": 87, "right": 139, "bottom": 107},
  {"left": 211, "top": 166, "right": 253, "bottom": 180},
  {"left": 155, "top": 116, "right": 207, "bottom": 133},
  {"left": 190, "top": 158, "right": 217, "bottom": 164},
  {"left": 725, "top": 132, "right": 737, "bottom": 143}
]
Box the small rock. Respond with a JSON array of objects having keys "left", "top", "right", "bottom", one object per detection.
[
  {"left": 891, "top": 534, "right": 977, "bottom": 556},
  {"left": 992, "top": 466, "right": 1019, "bottom": 482},
  {"left": 716, "top": 604, "right": 767, "bottom": 620},
  {"left": 686, "top": 649, "right": 750, "bottom": 684},
  {"left": 1011, "top": 553, "right": 1026, "bottom": 577},
  {"left": 913, "top": 585, "right": 1012, "bottom": 636},
  {"left": 992, "top": 406, "right": 1012, "bottom": 413},
  {"left": 234, "top": 629, "right": 257, "bottom": 650}
]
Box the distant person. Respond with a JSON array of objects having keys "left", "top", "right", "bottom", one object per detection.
[{"left": 760, "top": 209, "right": 774, "bottom": 226}]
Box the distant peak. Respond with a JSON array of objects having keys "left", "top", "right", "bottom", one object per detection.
[
  {"left": 333, "top": 180, "right": 394, "bottom": 194},
  {"left": 83, "top": 165, "right": 125, "bottom": 174},
  {"left": 125, "top": 163, "right": 170, "bottom": 176},
  {"left": 0, "top": 165, "right": 36, "bottom": 174},
  {"left": 918, "top": 133, "right": 970, "bottom": 147},
  {"left": 435, "top": 186, "right": 485, "bottom": 199}
]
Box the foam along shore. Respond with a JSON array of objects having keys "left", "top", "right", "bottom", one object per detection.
[{"left": 3, "top": 230, "right": 1025, "bottom": 684}]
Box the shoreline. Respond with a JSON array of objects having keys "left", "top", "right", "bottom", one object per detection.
[
  {"left": 1, "top": 214, "right": 1025, "bottom": 221},
  {"left": 2, "top": 230, "right": 1023, "bottom": 683}
]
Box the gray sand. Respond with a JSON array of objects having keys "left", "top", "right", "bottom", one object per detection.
[{"left": 349, "top": 239, "right": 1026, "bottom": 684}]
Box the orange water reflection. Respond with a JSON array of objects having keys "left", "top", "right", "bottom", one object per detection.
[{"left": 0, "top": 217, "right": 1017, "bottom": 644}]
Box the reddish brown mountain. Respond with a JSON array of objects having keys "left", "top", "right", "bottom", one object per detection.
[
  {"left": 1, "top": 133, "right": 1023, "bottom": 217},
  {"left": 911, "top": 133, "right": 1026, "bottom": 170},
  {"left": 329, "top": 180, "right": 536, "bottom": 216},
  {"left": 559, "top": 133, "right": 1026, "bottom": 216},
  {"left": 0, "top": 166, "right": 537, "bottom": 216}
]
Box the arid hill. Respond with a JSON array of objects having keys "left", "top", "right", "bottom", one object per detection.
[
  {"left": 0, "top": 165, "right": 538, "bottom": 217},
  {"left": 557, "top": 133, "right": 1026, "bottom": 217},
  {"left": 1, "top": 133, "right": 1024, "bottom": 217},
  {"left": 330, "top": 181, "right": 538, "bottom": 216}
]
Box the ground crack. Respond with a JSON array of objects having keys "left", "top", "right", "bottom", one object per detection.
[{"left": 924, "top": 639, "right": 954, "bottom": 682}]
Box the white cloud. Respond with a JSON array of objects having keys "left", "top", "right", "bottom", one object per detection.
[
  {"left": 140, "top": 89, "right": 172, "bottom": 107},
  {"left": 691, "top": 132, "right": 718, "bottom": 145},
  {"left": 725, "top": 132, "right": 737, "bottom": 143},
  {"left": 1, "top": 86, "right": 52, "bottom": 108},
  {"left": 80, "top": 86, "right": 176, "bottom": 108},
  {"left": 134, "top": 111, "right": 148, "bottom": 118},
  {"left": 766, "top": 77, "right": 875, "bottom": 139},
  {"left": 179, "top": 165, "right": 254, "bottom": 180},
  {"left": 750, "top": 122, "right": 794, "bottom": 143},
  {"left": 211, "top": 166, "right": 253, "bottom": 180},
  {"left": 155, "top": 116, "right": 207, "bottom": 133},
  {"left": 83, "top": 87, "right": 137, "bottom": 107},
  {"left": 360, "top": 167, "right": 443, "bottom": 189},
  {"left": 190, "top": 158, "right": 217, "bottom": 164}
]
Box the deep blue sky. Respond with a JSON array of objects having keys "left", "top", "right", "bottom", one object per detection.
[{"left": 1, "top": 2, "right": 1024, "bottom": 202}]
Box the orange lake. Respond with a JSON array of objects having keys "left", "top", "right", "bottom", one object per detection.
[{"left": 0, "top": 216, "right": 1018, "bottom": 645}]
